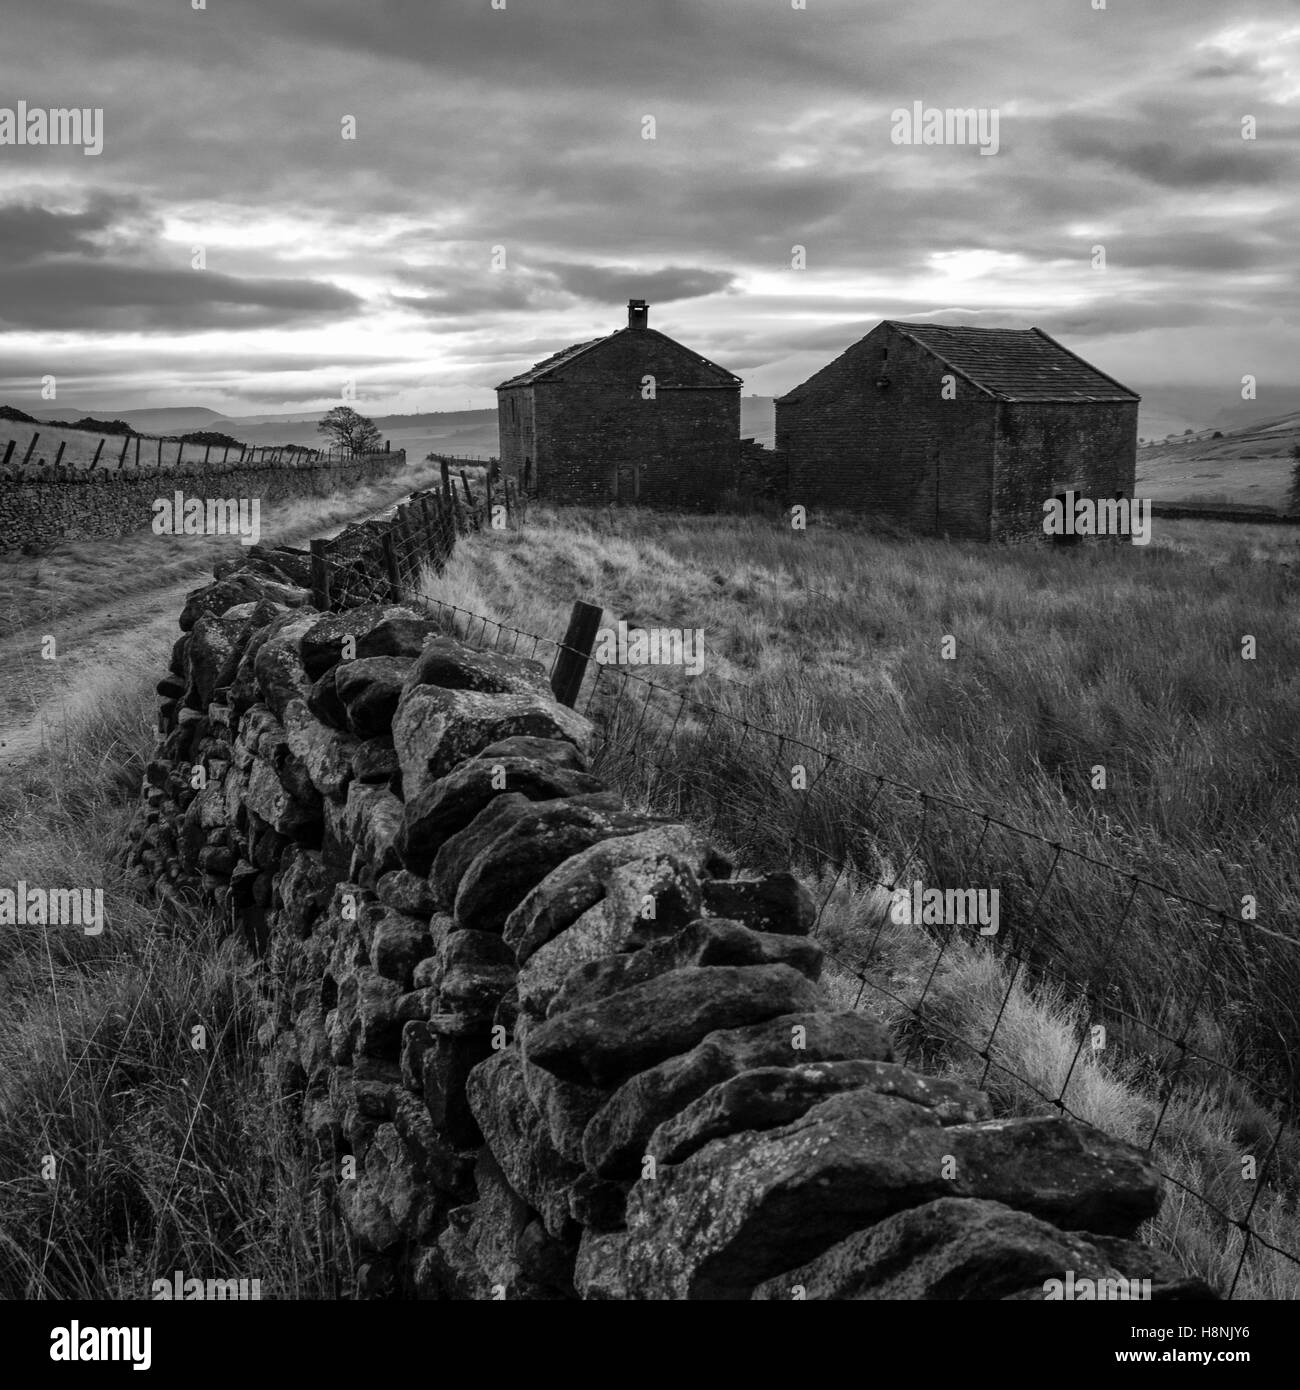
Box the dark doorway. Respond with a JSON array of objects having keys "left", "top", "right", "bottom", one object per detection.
[{"left": 1052, "top": 492, "right": 1081, "bottom": 546}]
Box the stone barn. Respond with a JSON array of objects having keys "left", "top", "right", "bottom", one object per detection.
[
  {"left": 775, "top": 321, "right": 1140, "bottom": 541},
  {"left": 495, "top": 300, "right": 741, "bottom": 507}
]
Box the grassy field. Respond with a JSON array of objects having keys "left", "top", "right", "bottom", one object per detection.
[
  {"left": 1136, "top": 414, "right": 1299, "bottom": 511},
  {"left": 417, "top": 506, "right": 1300, "bottom": 1299}
]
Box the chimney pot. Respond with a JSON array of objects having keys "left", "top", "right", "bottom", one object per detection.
[{"left": 628, "top": 299, "right": 648, "bottom": 329}]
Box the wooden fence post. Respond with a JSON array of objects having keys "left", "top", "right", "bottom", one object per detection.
[
  {"left": 53, "top": 441, "right": 66, "bottom": 470},
  {"left": 551, "top": 600, "right": 603, "bottom": 708},
  {"left": 156, "top": 437, "right": 163, "bottom": 467},
  {"left": 134, "top": 435, "right": 141, "bottom": 467},
  {"left": 381, "top": 528, "right": 403, "bottom": 601},
  {"left": 89, "top": 437, "right": 104, "bottom": 469},
  {"left": 1, "top": 439, "right": 14, "bottom": 469},
  {"left": 117, "top": 436, "right": 131, "bottom": 469},
  {"left": 310, "top": 539, "right": 331, "bottom": 611},
  {"left": 440, "top": 459, "right": 452, "bottom": 506},
  {"left": 20, "top": 433, "right": 38, "bottom": 467}
]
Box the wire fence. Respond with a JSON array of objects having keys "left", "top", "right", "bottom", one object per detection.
[
  {"left": 307, "top": 486, "right": 1300, "bottom": 1301},
  {"left": 0, "top": 426, "right": 401, "bottom": 475}
]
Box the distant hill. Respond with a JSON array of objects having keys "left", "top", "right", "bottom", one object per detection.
[
  {"left": 1136, "top": 406, "right": 1300, "bottom": 510},
  {"left": 34, "top": 406, "right": 228, "bottom": 435}
]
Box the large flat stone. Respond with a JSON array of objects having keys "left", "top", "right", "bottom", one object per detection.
[
  {"left": 646, "top": 1058, "right": 991, "bottom": 1167},
  {"left": 621, "top": 1093, "right": 1166, "bottom": 1299},
  {"left": 503, "top": 825, "right": 713, "bottom": 964},
  {"left": 547, "top": 917, "right": 823, "bottom": 1018},
  {"left": 583, "top": 1010, "right": 896, "bottom": 1179},
  {"left": 466, "top": 1048, "right": 582, "bottom": 1239},
  {"left": 299, "top": 605, "right": 434, "bottom": 681},
  {"left": 393, "top": 685, "right": 594, "bottom": 803},
  {"left": 397, "top": 756, "right": 605, "bottom": 873},
  {"left": 750, "top": 1197, "right": 1218, "bottom": 1301},
  {"left": 454, "top": 797, "right": 666, "bottom": 933},
  {"left": 524, "top": 964, "right": 826, "bottom": 1089}
]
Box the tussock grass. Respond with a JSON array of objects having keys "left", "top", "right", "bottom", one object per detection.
[
  {"left": 0, "top": 659, "right": 343, "bottom": 1299},
  {"left": 419, "top": 506, "right": 1300, "bottom": 1299}
]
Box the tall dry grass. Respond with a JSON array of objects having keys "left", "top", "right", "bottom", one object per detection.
[{"left": 417, "top": 506, "right": 1300, "bottom": 1299}]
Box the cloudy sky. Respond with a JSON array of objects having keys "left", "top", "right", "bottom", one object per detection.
[{"left": 1, "top": 0, "right": 1297, "bottom": 429}]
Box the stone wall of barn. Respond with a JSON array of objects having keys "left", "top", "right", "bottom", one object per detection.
[
  {"left": 523, "top": 335, "right": 739, "bottom": 508},
  {"left": 0, "top": 451, "right": 406, "bottom": 554},
  {"left": 120, "top": 530, "right": 1218, "bottom": 1301},
  {"left": 776, "top": 324, "right": 996, "bottom": 539},
  {"left": 992, "top": 401, "right": 1140, "bottom": 544}
]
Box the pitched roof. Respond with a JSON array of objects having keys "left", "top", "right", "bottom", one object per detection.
[
  {"left": 496, "top": 327, "right": 741, "bottom": 390},
  {"left": 496, "top": 335, "right": 611, "bottom": 389},
  {"left": 886, "top": 322, "right": 1139, "bottom": 402}
]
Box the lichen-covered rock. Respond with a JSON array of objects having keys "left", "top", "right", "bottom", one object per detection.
[
  {"left": 402, "top": 637, "right": 553, "bottom": 700},
  {"left": 343, "top": 782, "right": 403, "bottom": 875},
  {"left": 466, "top": 1048, "right": 582, "bottom": 1239},
  {"left": 245, "top": 757, "right": 322, "bottom": 838},
  {"left": 515, "top": 902, "right": 622, "bottom": 1018},
  {"left": 368, "top": 906, "right": 434, "bottom": 987},
  {"left": 393, "top": 685, "right": 594, "bottom": 803},
  {"left": 430, "top": 929, "right": 517, "bottom": 1021},
  {"left": 476, "top": 735, "right": 589, "bottom": 772},
  {"left": 252, "top": 611, "right": 318, "bottom": 718},
  {"left": 583, "top": 1010, "right": 895, "bottom": 1179},
  {"left": 430, "top": 792, "right": 543, "bottom": 907},
  {"left": 525, "top": 964, "right": 826, "bottom": 1089},
  {"left": 646, "top": 1058, "right": 991, "bottom": 1167},
  {"left": 621, "top": 1092, "right": 1165, "bottom": 1299},
  {"left": 299, "top": 605, "right": 435, "bottom": 681},
  {"left": 188, "top": 611, "right": 251, "bottom": 708},
  {"left": 454, "top": 797, "right": 667, "bottom": 934},
  {"left": 335, "top": 656, "right": 415, "bottom": 738},
  {"left": 750, "top": 1197, "right": 1218, "bottom": 1301},
  {"left": 282, "top": 697, "right": 358, "bottom": 798},
  {"left": 352, "top": 735, "right": 400, "bottom": 786},
  {"left": 548, "top": 918, "right": 823, "bottom": 1018},
  {"left": 701, "top": 873, "right": 816, "bottom": 936},
  {"left": 503, "top": 824, "right": 712, "bottom": 963},
  {"left": 376, "top": 868, "right": 437, "bottom": 918},
  {"left": 397, "top": 756, "right": 605, "bottom": 873}
]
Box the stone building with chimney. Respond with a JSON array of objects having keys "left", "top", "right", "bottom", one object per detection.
[
  {"left": 495, "top": 300, "right": 742, "bottom": 506},
  {"left": 775, "top": 321, "right": 1140, "bottom": 542}
]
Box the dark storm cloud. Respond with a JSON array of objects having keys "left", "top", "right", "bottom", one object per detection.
[
  {"left": 0, "top": 260, "right": 364, "bottom": 332},
  {"left": 1054, "top": 126, "right": 1290, "bottom": 188},
  {"left": 539, "top": 263, "right": 735, "bottom": 304}
]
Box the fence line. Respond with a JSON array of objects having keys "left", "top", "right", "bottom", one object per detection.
[
  {"left": 0, "top": 428, "right": 400, "bottom": 475},
  {"left": 304, "top": 488, "right": 1300, "bottom": 1300}
]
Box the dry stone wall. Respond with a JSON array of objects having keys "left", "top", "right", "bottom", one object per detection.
[
  {"left": 0, "top": 450, "right": 405, "bottom": 553},
  {"left": 122, "top": 537, "right": 1219, "bottom": 1300}
]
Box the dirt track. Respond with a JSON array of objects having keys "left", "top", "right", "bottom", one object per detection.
[{"left": 0, "top": 471, "right": 431, "bottom": 779}]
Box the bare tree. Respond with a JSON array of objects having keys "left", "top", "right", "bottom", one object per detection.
[{"left": 317, "top": 406, "right": 382, "bottom": 456}]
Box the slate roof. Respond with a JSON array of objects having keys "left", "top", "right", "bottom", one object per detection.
[
  {"left": 496, "top": 327, "right": 741, "bottom": 390},
  {"left": 886, "top": 322, "right": 1139, "bottom": 402},
  {"left": 497, "top": 336, "right": 611, "bottom": 389}
]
